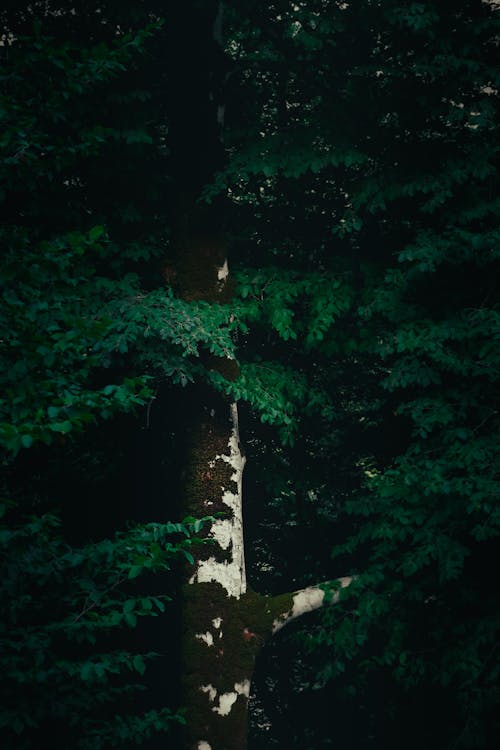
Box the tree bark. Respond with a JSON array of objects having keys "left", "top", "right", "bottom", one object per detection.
[
  {"left": 171, "top": 202, "right": 353, "bottom": 750},
  {"left": 165, "top": 6, "right": 353, "bottom": 747}
]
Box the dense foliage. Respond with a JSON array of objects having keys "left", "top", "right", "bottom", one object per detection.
[
  {"left": 217, "top": 2, "right": 499, "bottom": 747},
  {"left": 1, "top": 1, "right": 498, "bottom": 748},
  {"left": 0, "top": 4, "right": 212, "bottom": 747},
  {"left": 0, "top": 503, "right": 209, "bottom": 747}
]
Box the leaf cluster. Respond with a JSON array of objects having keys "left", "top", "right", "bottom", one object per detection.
[{"left": 0, "top": 499, "right": 212, "bottom": 746}]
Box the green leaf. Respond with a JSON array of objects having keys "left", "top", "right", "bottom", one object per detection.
[
  {"left": 80, "top": 662, "right": 94, "bottom": 681},
  {"left": 128, "top": 565, "right": 142, "bottom": 579},
  {"left": 88, "top": 225, "right": 105, "bottom": 242},
  {"left": 132, "top": 655, "right": 145, "bottom": 675},
  {"left": 124, "top": 612, "right": 137, "bottom": 628},
  {"left": 123, "top": 599, "right": 135, "bottom": 614},
  {"left": 49, "top": 421, "right": 73, "bottom": 434}
]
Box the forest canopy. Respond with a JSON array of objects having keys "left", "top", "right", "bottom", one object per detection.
[{"left": 0, "top": 1, "right": 498, "bottom": 748}]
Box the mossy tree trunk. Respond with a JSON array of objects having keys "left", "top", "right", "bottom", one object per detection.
[
  {"left": 171, "top": 194, "right": 261, "bottom": 750},
  {"left": 172, "top": 205, "right": 353, "bottom": 749},
  {"left": 166, "top": 5, "right": 352, "bottom": 748}
]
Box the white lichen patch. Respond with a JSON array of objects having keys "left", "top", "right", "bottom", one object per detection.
[
  {"left": 200, "top": 684, "right": 217, "bottom": 702},
  {"left": 217, "top": 258, "right": 229, "bottom": 281},
  {"left": 211, "top": 680, "right": 251, "bottom": 716},
  {"left": 272, "top": 579, "right": 352, "bottom": 633},
  {"left": 200, "top": 680, "right": 250, "bottom": 718},
  {"left": 195, "top": 631, "right": 214, "bottom": 647},
  {"left": 272, "top": 587, "right": 325, "bottom": 633},
  {"left": 235, "top": 679, "right": 251, "bottom": 697},
  {"left": 212, "top": 691, "right": 238, "bottom": 716},
  {"left": 190, "top": 403, "right": 247, "bottom": 598},
  {"left": 291, "top": 586, "right": 325, "bottom": 618}
]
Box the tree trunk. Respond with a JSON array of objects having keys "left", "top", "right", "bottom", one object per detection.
[
  {"left": 171, "top": 205, "right": 352, "bottom": 749},
  {"left": 171, "top": 203, "right": 258, "bottom": 749},
  {"left": 180, "top": 442, "right": 351, "bottom": 750},
  {"left": 165, "top": 6, "right": 352, "bottom": 747}
]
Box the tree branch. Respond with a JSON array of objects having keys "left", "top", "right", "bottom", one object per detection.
[{"left": 271, "top": 577, "right": 354, "bottom": 635}]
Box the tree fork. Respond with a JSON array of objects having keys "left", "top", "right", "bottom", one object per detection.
[{"left": 181, "top": 579, "right": 354, "bottom": 750}]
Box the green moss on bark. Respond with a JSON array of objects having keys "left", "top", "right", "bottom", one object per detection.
[
  {"left": 183, "top": 417, "right": 236, "bottom": 515},
  {"left": 173, "top": 203, "right": 231, "bottom": 303},
  {"left": 181, "top": 583, "right": 255, "bottom": 749},
  {"left": 180, "top": 583, "right": 295, "bottom": 750},
  {"left": 180, "top": 407, "right": 239, "bottom": 572}
]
